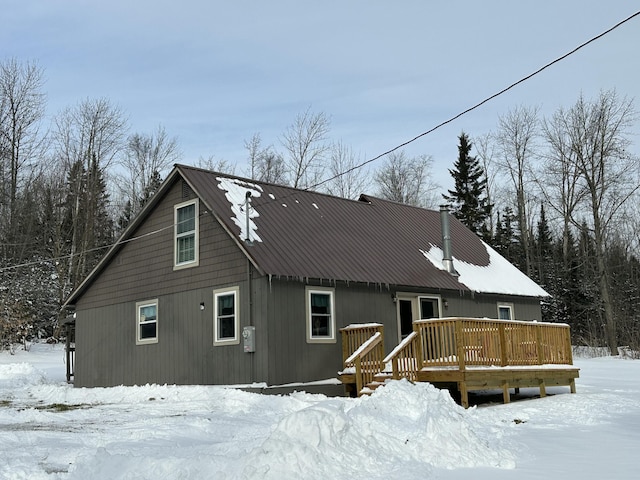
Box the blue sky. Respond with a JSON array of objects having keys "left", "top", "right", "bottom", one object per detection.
[{"left": 3, "top": 1, "right": 639, "bottom": 190}]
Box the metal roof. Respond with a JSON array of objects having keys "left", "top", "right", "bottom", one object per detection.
[
  {"left": 64, "top": 164, "right": 548, "bottom": 309},
  {"left": 179, "top": 165, "right": 538, "bottom": 295}
]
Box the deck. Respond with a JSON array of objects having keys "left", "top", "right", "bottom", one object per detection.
[{"left": 339, "top": 318, "right": 579, "bottom": 408}]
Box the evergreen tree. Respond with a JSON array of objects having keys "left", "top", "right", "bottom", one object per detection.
[
  {"left": 139, "top": 169, "right": 163, "bottom": 209},
  {"left": 533, "top": 203, "right": 553, "bottom": 286},
  {"left": 442, "top": 132, "right": 492, "bottom": 238}
]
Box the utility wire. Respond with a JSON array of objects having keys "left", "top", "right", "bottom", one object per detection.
[
  {"left": 1, "top": 10, "right": 638, "bottom": 273},
  {"left": 0, "top": 222, "right": 178, "bottom": 272},
  {"left": 308, "top": 9, "right": 640, "bottom": 192}
]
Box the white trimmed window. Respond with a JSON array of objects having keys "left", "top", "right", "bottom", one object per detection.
[
  {"left": 136, "top": 299, "right": 158, "bottom": 345},
  {"left": 214, "top": 287, "right": 240, "bottom": 346},
  {"left": 306, "top": 287, "right": 336, "bottom": 343},
  {"left": 497, "top": 303, "right": 514, "bottom": 320},
  {"left": 174, "top": 199, "right": 199, "bottom": 269}
]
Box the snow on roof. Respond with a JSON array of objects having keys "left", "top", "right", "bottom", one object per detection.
[
  {"left": 216, "top": 177, "right": 263, "bottom": 243},
  {"left": 420, "top": 242, "right": 550, "bottom": 297}
]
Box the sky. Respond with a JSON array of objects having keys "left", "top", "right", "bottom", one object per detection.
[
  {"left": 1, "top": 343, "right": 639, "bottom": 478},
  {"left": 3, "top": 1, "right": 640, "bottom": 191}
]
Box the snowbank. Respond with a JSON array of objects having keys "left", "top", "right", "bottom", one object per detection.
[
  {"left": 1, "top": 344, "right": 640, "bottom": 479},
  {"left": 242, "top": 380, "right": 515, "bottom": 479}
]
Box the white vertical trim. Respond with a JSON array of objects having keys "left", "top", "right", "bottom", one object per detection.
[{"left": 305, "top": 286, "right": 336, "bottom": 344}]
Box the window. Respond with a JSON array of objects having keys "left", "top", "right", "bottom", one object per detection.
[
  {"left": 306, "top": 287, "right": 336, "bottom": 343},
  {"left": 174, "top": 199, "right": 199, "bottom": 269},
  {"left": 136, "top": 299, "right": 158, "bottom": 345},
  {"left": 419, "top": 296, "right": 441, "bottom": 319},
  {"left": 214, "top": 287, "right": 239, "bottom": 345},
  {"left": 498, "top": 303, "right": 514, "bottom": 320}
]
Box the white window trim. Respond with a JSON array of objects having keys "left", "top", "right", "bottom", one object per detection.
[
  {"left": 497, "top": 302, "right": 514, "bottom": 320},
  {"left": 213, "top": 286, "right": 240, "bottom": 346},
  {"left": 173, "top": 199, "right": 199, "bottom": 270},
  {"left": 136, "top": 299, "right": 158, "bottom": 345},
  {"left": 418, "top": 294, "right": 443, "bottom": 319},
  {"left": 306, "top": 286, "right": 336, "bottom": 344}
]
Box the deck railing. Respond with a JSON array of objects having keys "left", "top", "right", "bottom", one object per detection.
[{"left": 413, "top": 317, "right": 573, "bottom": 370}]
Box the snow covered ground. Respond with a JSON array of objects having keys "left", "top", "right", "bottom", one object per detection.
[{"left": 0, "top": 344, "right": 638, "bottom": 479}]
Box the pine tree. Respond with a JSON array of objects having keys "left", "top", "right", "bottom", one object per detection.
[
  {"left": 533, "top": 203, "right": 553, "bottom": 285},
  {"left": 442, "top": 132, "right": 492, "bottom": 238}
]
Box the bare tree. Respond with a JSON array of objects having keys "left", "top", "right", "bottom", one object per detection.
[
  {"left": 244, "top": 132, "right": 286, "bottom": 184},
  {"left": 563, "top": 91, "right": 638, "bottom": 354},
  {"left": 196, "top": 155, "right": 237, "bottom": 175},
  {"left": 52, "top": 98, "right": 127, "bottom": 290},
  {"left": 496, "top": 105, "right": 540, "bottom": 276},
  {"left": 324, "top": 141, "right": 371, "bottom": 199},
  {"left": 0, "top": 59, "right": 46, "bottom": 256},
  {"left": 118, "top": 125, "right": 180, "bottom": 217},
  {"left": 375, "top": 151, "right": 438, "bottom": 207},
  {"left": 541, "top": 107, "right": 585, "bottom": 263},
  {"left": 474, "top": 132, "right": 497, "bottom": 237},
  {"left": 281, "top": 107, "right": 330, "bottom": 189}
]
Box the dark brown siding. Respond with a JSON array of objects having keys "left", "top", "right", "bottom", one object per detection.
[{"left": 76, "top": 179, "right": 247, "bottom": 310}]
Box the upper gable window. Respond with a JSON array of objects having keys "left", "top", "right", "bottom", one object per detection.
[
  {"left": 306, "top": 287, "right": 336, "bottom": 344},
  {"left": 174, "top": 199, "right": 199, "bottom": 269}
]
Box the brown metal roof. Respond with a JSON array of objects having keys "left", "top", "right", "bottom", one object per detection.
[{"left": 178, "top": 164, "right": 491, "bottom": 292}]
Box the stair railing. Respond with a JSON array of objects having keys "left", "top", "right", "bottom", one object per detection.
[
  {"left": 383, "top": 331, "right": 420, "bottom": 382},
  {"left": 344, "top": 332, "right": 384, "bottom": 395}
]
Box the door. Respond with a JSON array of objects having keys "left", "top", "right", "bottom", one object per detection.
[
  {"left": 398, "top": 299, "right": 414, "bottom": 339},
  {"left": 396, "top": 295, "right": 442, "bottom": 341}
]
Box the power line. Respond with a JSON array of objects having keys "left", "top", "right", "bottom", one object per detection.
[
  {"left": 0, "top": 222, "right": 177, "bottom": 273},
  {"left": 309, "top": 9, "right": 640, "bottom": 192},
  {"left": 1, "top": 10, "right": 638, "bottom": 273}
]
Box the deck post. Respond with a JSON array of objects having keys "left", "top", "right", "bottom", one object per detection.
[
  {"left": 499, "top": 323, "right": 508, "bottom": 366},
  {"left": 539, "top": 379, "right": 547, "bottom": 398},
  {"left": 502, "top": 381, "right": 510, "bottom": 404},
  {"left": 459, "top": 381, "right": 469, "bottom": 408},
  {"left": 565, "top": 327, "right": 574, "bottom": 365},
  {"left": 536, "top": 324, "right": 545, "bottom": 364},
  {"left": 454, "top": 319, "right": 466, "bottom": 371},
  {"left": 354, "top": 357, "right": 363, "bottom": 394},
  {"left": 413, "top": 322, "right": 424, "bottom": 371}
]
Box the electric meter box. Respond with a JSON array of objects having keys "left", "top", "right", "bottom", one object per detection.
[{"left": 242, "top": 326, "right": 256, "bottom": 353}]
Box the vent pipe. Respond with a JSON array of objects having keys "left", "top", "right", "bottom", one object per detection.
[
  {"left": 244, "top": 191, "right": 253, "bottom": 246},
  {"left": 440, "top": 205, "right": 458, "bottom": 276}
]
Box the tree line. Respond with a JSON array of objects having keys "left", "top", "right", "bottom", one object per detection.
[{"left": 1, "top": 58, "right": 639, "bottom": 355}]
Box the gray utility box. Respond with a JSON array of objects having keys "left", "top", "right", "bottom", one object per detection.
[{"left": 242, "top": 326, "right": 256, "bottom": 353}]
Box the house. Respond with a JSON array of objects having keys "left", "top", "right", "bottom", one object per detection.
[{"left": 63, "top": 164, "right": 549, "bottom": 390}]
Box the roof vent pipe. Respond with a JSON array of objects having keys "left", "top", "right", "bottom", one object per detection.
[{"left": 440, "top": 205, "right": 458, "bottom": 276}]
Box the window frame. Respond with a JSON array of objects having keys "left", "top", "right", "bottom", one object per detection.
[
  {"left": 497, "top": 302, "right": 514, "bottom": 320},
  {"left": 213, "top": 286, "right": 240, "bottom": 346},
  {"left": 174, "top": 199, "right": 199, "bottom": 270},
  {"left": 306, "top": 286, "right": 336, "bottom": 344},
  {"left": 136, "top": 299, "right": 158, "bottom": 345},
  {"left": 418, "top": 295, "right": 442, "bottom": 319}
]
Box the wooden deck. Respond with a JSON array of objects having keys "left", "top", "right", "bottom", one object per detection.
[{"left": 339, "top": 318, "right": 579, "bottom": 407}]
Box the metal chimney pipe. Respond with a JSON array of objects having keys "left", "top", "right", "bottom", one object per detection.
[{"left": 440, "top": 205, "right": 458, "bottom": 276}]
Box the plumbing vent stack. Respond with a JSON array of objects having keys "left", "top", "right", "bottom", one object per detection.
[{"left": 440, "top": 205, "right": 458, "bottom": 276}]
